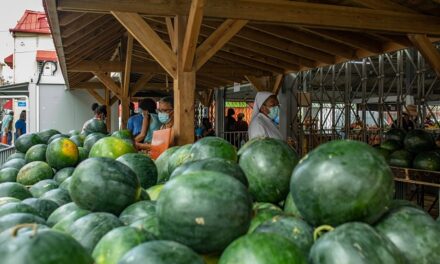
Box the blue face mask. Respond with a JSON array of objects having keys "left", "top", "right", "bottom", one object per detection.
[
  {"left": 158, "top": 112, "right": 170, "bottom": 124},
  {"left": 267, "top": 106, "right": 279, "bottom": 121}
]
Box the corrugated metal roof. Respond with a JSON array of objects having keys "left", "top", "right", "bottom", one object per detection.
[{"left": 10, "top": 10, "right": 51, "bottom": 34}]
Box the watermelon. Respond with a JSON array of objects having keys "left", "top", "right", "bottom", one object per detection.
[
  {"left": 29, "top": 179, "right": 58, "bottom": 198},
  {"left": 14, "top": 133, "right": 44, "bottom": 153},
  {"left": 413, "top": 151, "right": 440, "bottom": 171},
  {"left": 40, "top": 188, "right": 71, "bottom": 206},
  {"left": 21, "top": 198, "right": 59, "bottom": 219},
  {"left": 0, "top": 228, "right": 93, "bottom": 264},
  {"left": 89, "top": 137, "right": 136, "bottom": 159},
  {"left": 0, "top": 182, "right": 32, "bottom": 200},
  {"left": 17, "top": 161, "right": 54, "bottom": 185},
  {"left": 92, "top": 226, "right": 156, "bottom": 264},
  {"left": 0, "top": 213, "right": 46, "bottom": 232},
  {"left": 2, "top": 158, "right": 26, "bottom": 170},
  {"left": 157, "top": 171, "right": 252, "bottom": 253},
  {"left": 112, "top": 129, "right": 133, "bottom": 140},
  {"left": 0, "top": 197, "right": 20, "bottom": 206},
  {"left": 52, "top": 206, "right": 91, "bottom": 232},
  {"left": 0, "top": 224, "right": 50, "bottom": 242},
  {"left": 0, "top": 202, "right": 39, "bottom": 217},
  {"left": 69, "top": 157, "right": 140, "bottom": 214},
  {"left": 47, "top": 202, "right": 89, "bottom": 227},
  {"left": 7, "top": 152, "right": 25, "bottom": 161},
  {"left": 248, "top": 208, "right": 283, "bottom": 233},
  {"left": 46, "top": 138, "right": 79, "bottom": 170},
  {"left": 189, "top": 137, "right": 237, "bottom": 162},
  {"left": 146, "top": 184, "right": 164, "bottom": 201},
  {"left": 283, "top": 193, "right": 303, "bottom": 218},
  {"left": 83, "top": 119, "right": 107, "bottom": 135},
  {"left": 59, "top": 177, "right": 72, "bottom": 191},
  {"left": 69, "top": 130, "right": 80, "bottom": 136},
  {"left": 380, "top": 140, "right": 402, "bottom": 152},
  {"left": 37, "top": 129, "right": 61, "bottom": 144},
  {"left": 47, "top": 134, "right": 70, "bottom": 144},
  {"left": 404, "top": 129, "right": 435, "bottom": 153},
  {"left": 219, "top": 233, "right": 307, "bottom": 264},
  {"left": 70, "top": 135, "right": 84, "bottom": 147},
  {"left": 310, "top": 222, "right": 404, "bottom": 263},
  {"left": 118, "top": 240, "right": 204, "bottom": 264},
  {"left": 290, "top": 140, "right": 394, "bottom": 226},
  {"left": 388, "top": 149, "right": 413, "bottom": 168},
  {"left": 67, "top": 212, "right": 123, "bottom": 254},
  {"left": 253, "top": 215, "right": 313, "bottom": 255},
  {"left": 155, "top": 146, "right": 180, "bottom": 183},
  {"left": 24, "top": 144, "right": 47, "bottom": 163},
  {"left": 167, "top": 144, "right": 192, "bottom": 175},
  {"left": 53, "top": 167, "right": 75, "bottom": 184},
  {"left": 375, "top": 147, "right": 391, "bottom": 160},
  {"left": 375, "top": 205, "right": 440, "bottom": 263},
  {"left": 78, "top": 147, "right": 88, "bottom": 162},
  {"left": 119, "top": 200, "right": 156, "bottom": 225},
  {"left": 117, "top": 153, "right": 158, "bottom": 189},
  {"left": 83, "top": 133, "right": 107, "bottom": 152},
  {"left": 385, "top": 128, "right": 406, "bottom": 142},
  {"left": 239, "top": 138, "right": 299, "bottom": 203},
  {"left": 253, "top": 202, "right": 282, "bottom": 213},
  {"left": 0, "top": 167, "right": 18, "bottom": 183},
  {"left": 130, "top": 215, "right": 159, "bottom": 237},
  {"left": 170, "top": 158, "right": 248, "bottom": 187}
]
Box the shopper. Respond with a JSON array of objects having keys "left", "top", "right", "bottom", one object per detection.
[
  {"left": 248, "top": 91, "right": 282, "bottom": 140},
  {"left": 235, "top": 113, "right": 248, "bottom": 131},
  {"left": 134, "top": 98, "right": 161, "bottom": 144},
  {"left": 1, "top": 110, "right": 14, "bottom": 145},
  {"left": 15, "top": 110, "right": 26, "bottom": 139},
  {"left": 81, "top": 104, "right": 107, "bottom": 132}
]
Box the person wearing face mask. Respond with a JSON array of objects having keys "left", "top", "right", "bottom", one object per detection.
[{"left": 248, "top": 91, "right": 283, "bottom": 140}]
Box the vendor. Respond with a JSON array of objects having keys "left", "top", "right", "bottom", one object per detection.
[
  {"left": 81, "top": 104, "right": 107, "bottom": 132},
  {"left": 248, "top": 91, "right": 282, "bottom": 140},
  {"left": 133, "top": 98, "right": 161, "bottom": 145}
]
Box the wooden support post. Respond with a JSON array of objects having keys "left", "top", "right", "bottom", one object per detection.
[
  {"left": 121, "top": 34, "right": 133, "bottom": 129},
  {"left": 105, "top": 88, "right": 112, "bottom": 132},
  {"left": 182, "top": 0, "right": 205, "bottom": 71},
  {"left": 174, "top": 16, "right": 196, "bottom": 145}
]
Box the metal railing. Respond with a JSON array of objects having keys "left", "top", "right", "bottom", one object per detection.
[
  {"left": 221, "top": 131, "right": 249, "bottom": 148},
  {"left": 0, "top": 144, "right": 15, "bottom": 166}
]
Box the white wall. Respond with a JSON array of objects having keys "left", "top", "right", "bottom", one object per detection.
[{"left": 13, "top": 35, "right": 37, "bottom": 83}]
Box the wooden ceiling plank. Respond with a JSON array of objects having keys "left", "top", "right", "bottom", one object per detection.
[
  {"left": 182, "top": 0, "right": 205, "bottom": 71},
  {"left": 93, "top": 72, "right": 122, "bottom": 98},
  {"left": 59, "top": 12, "right": 87, "bottom": 26},
  {"left": 216, "top": 50, "right": 284, "bottom": 74},
  {"left": 61, "top": 13, "right": 105, "bottom": 38},
  {"left": 112, "top": 11, "right": 177, "bottom": 78},
  {"left": 63, "top": 16, "right": 115, "bottom": 47}
]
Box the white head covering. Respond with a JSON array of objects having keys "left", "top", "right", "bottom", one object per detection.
[{"left": 251, "top": 91, "right": 274, "bottom": 121}]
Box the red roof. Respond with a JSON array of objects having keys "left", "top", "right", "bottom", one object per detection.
[
  {"left": 4, "top": 54, "right": 13, "bottom": 68},
  {"left": 3, "top": 100, "right": 12, "bottom": 110},
  {"left": 10, "top": 10, "right": 50, "bottom": 34},
  {"left": 36, "top": 50, "right": 57, "bottom": 62}
]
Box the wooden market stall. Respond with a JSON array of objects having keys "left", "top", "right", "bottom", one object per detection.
[{"left": 43, "top": 0, "right": 440, "bottom": 146}]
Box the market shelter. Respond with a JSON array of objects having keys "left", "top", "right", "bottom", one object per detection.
[{"left": 43, "top": 0, "right": 440, "bottom": 145}]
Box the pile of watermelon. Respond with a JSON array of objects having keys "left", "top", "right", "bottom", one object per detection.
[
  {"left": 377, "top": 128, "right": 440, "bottom": 171},
  {"left": 0, "top": 122, "right": 439, "bottom": 263}
]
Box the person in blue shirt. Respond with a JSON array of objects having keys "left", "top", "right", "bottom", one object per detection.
[
  {"left": 15, "top": 110, "right": 26, "bottom": 139},
  {"left": 134, "top": 99, "right": 161, "bottom": 150}
]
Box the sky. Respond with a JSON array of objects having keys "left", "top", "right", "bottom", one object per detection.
[{"left": 0, "top": 0, "right": 44, "bottom": 82}]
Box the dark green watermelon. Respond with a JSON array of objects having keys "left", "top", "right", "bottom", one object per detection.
[
  {"left": 219, "top": 233, "right": 307, "bottom": 264},
  {"left": 29, "top": 179, "right": 58, "bottom": 198},
  {"left": 283, "top": 193, "right": 303, "bottom": 218},
  {"left": 375, "top": 147, "right": 391, "bottom": 161},
  {"left": 40, "top": 188, "right": 71, "bottom": 206},
  {"left": 69, "top": 158, "right": 140, "bottom": 214},
  {"left": 52, "top": 206, "right": 91, "bottom": 232},
  {"left": 119, "top": 200, "right": 156, "bottom": 225},
  {"left": 67, "top": 212, "right": 123, "bottom": 254},
  {"left": 118, "top": 241, "right": 204, "bottom": 264},
  {"left": 0, "top": 182, "right": 32, "bottom": 200},
  {"left": 248, "top": 208, "right": 283, "bottom": 233},
  {"left": 0, "top": 224, "right": 49, "bottom": 242},
  {"left": 7, "top": 152, "right": 25, "bottom": 161},
  {"left": 310, "top": 222, "right": 404, "bottom": 263},
  {"left": 37, "top": 129, "right": 61, "bottom": 144},
  {"left": 0, "top": 213, "right": 46, "bottom": 232},
  {"left": 112, "top": 129, "right": 133, "bottom": 140},
  {"left": 47, "top": 134, "right": 69, "bottom": 144},
  {"left": 0, "top": 197, "right": 21, "bottom": 206},
  {"left": 70, "top": 135, "right": 85, "bottom": 147},
  {"left": 380, "top": 140, "right": 403, "bottom": 152},
  {"left": 78, "top": 147, "right": 88, "bottom": 162},
  {"left": 59, "top": 177, "right": 72, "bottom": 191},
  {"left": 157, "top": 171, "right": 252, "bottom": 253},
  {"left": 167, "top": 144, "right": 192, "bottom": 175},
  {"left": 21, "top": 198, "right": 59, "bottom": 220},
  {"left": 130, "top": 214, "right": 159, "bottom": 237},
  {"left": 0, "top": 202, "right": 39, "bottom": 217},
  {"left": 290, "top": 140, "right": 394, "bottom": 226},
  {"left": 24, "top": 144, "right": 47, "bottom": 163},
  {"left": 16, "top": 161, "right": 54, "bottom": 186},
  {"left": 388, "top": 149, "right": 413, "bottom": 168},
  {"left": 53, "top": 167, "right": 75, "bottom": 184},
  {"left": 385, "top": 128, "right": 406, "bottom": 142},
  {"left": 2, "top": 158, "right": 26, "bottom": 171},
  {"left": 47, "top": 202, "right": 89, "bottom": 227},
  {"left": 0, "top": 167, "right": 18, "bottom": 183},
  {"left": 155, "top": 146, "right": 180, "bottom": 184},
  {"left": 170, "top": 158, "right": 248, "bottom": 187},
  {"left": 83, "top": 119, "right": 108, "bottom": 135},
  {"left": 0, "top": 228, "right": 93, "bottom": 264},
  {"left": 92, "top": 226, "right": 155, "bottom": 264},
  {"left": 253, "top": 215, "right": 313, "bottom": 256},
  {"left": 189, "top": 137, "right": 237, "bottom": 162},
  {"left": 83, "top": 133, "right": 107, "bottom": 152},
  {"left": 117, "top": 153, "right": 158, "bottom": 189},
  {"left": 69, "top": 130, "right": 80, "bottom": 136},
  {"left": 413, "top": 151, "right": 440, "bottom": 171},
  {"left": 14, "top": 133, "right": 44, "bottom": 153},
  {"left": 404, "top": 129, "right": 435, "bottom": 153},
  {"left": 239, "top": 138, "right": 299, "bottom": 203},
  {"left": 375, "top": 205, "right": 440, "bottom": 263}
]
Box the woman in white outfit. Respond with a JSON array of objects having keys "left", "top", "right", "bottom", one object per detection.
[{"left": 248, "top": 91, "right": 283, "bottom": 140}]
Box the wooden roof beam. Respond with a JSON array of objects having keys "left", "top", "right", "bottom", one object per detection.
[
  {"left": 122, "top": 35, "right": 134, "bottom": 97},
  {"left": 131, "top": 73, "right": 155, "bottom": 96},
  {"left": 182, "top": 0, "right": 205, "bottom": 71},
  {"left": 93, "top": 72, "right": 122, "bottom": 98},
  {"left": 57, "top": 0, "right": 440, "bottom": 34},
  {"left": 87, "top": 89, "right": 105, "bottom": 105},
  {"left": 59, "top": 12, "right": 88, "bottom": 27},
  {"left": 408, "top": 35, "right": 440, "bottom": 77}
]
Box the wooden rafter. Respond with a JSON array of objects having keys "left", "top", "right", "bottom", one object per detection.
[
  {"left": 182, "top": 0, "right": 205, "bottom": 71},
  {"left": 165, "top": 17, "right": 176, "bottom": 52},
  {"left": 131, "top": 73, "right": 155, "bottom": 96},
  {"left": 59, "top": 12, "right": 87, "bottom": 27},
  {"left": 123, "top": 34, "right": 133, "bottom": 97},
  {"left": 246, "top": 75, "right": 283, "bottom": 93},
  {"left": 63, "top": 17, "right": 115, "bottom": 47},
  {"left": 93, "top": 72, "right": 121, "bottom": 98},
  {"left": 408, "top": 35, "right": 440, "bottom": 77},
  {"left": 61, "top": 13, "right": 104, "bottom": 38},
  {"left": 87, "top": 89, "right": 105, "bottom": 105},
  {"left": 112, "top": 11, "right": 177, "bottom": 78}
]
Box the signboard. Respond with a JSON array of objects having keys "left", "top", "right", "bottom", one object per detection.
[{"left": 17, "top": 101, "right": 26, "bottom": 107}]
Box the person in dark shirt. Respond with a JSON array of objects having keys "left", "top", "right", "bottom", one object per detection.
[
  {"left": 235, "top": 113, "right": 248, "bottom": 131},
  {"left": 15, "top": 110, "right": 26, "bottom": 139},
  {"left": 392, "top": 112, "right": 415, "bottom": 132},
  {"left": 225, "top": 108, "right": 236, "bottom": 132}
]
